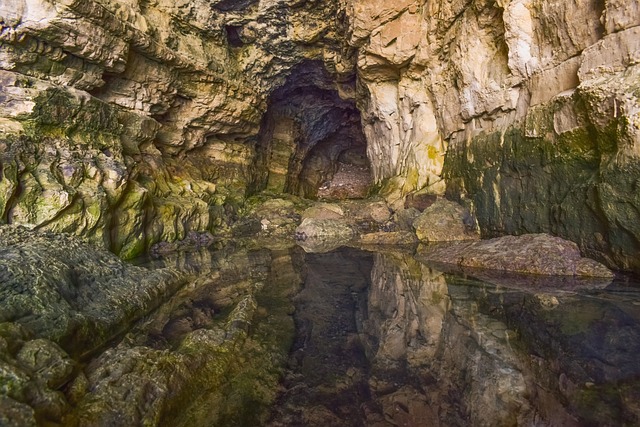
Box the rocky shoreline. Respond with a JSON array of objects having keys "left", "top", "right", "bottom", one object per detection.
[{"left": 0, "top": 226, "right": 298, "bottom": 426}]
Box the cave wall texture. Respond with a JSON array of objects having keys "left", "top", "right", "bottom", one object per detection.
[{"left": 0, "top": 0, "right": 639, "bottom": 269}]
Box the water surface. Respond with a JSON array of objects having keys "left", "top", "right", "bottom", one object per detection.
[
  {"left": 134, "top": 243, "right": 640, "bottom": 426},
  {"left": 263, "top": 246, "right": 640, "bottom": 426}
]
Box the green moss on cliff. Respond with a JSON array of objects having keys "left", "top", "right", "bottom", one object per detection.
[
  {"left": 444, "top": 91, "right": 640, "bottom": 271},
  {"left": 28, "top": 88, "right": 122, "bottom": 140}
]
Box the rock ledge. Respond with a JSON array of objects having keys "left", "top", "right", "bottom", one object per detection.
[{"left": 418, "top": 233, "right": 614, "bottom": 278}]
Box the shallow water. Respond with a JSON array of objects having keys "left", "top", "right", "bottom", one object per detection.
[
  {"left": 136, "top": 244, "right": 640, "bottom": 426},
  {"left": 263, "top": 246, "right": 640, "bottom": 426}
]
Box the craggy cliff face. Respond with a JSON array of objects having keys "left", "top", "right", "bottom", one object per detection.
[{"left": 1, "top": 0, "right": 639, "bottom": 268}]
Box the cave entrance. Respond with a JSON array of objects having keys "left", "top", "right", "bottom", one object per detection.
[{"left": 252, "top": 61, "right": 371, "bottom": 200}]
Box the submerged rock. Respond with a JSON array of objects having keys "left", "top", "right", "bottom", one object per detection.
[{"left": 418, "top": 233, "right": 614, "bottom": 278}]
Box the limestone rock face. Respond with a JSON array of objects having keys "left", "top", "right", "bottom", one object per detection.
[
  {"left": 0, "top": 0, "right": 351, "bottom": 257},
  {"left": 1, "top": 0, "right": 640, "bottom": 271},
  {"left": 342, "top": 0, "right": 640, "bottom": 271}
]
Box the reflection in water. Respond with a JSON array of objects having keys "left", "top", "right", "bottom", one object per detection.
[{"left": 268, "top": 247, "right": 640, "bottom": 426}]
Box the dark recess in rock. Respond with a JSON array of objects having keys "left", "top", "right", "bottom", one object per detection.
[
  {"left": 251, "top": 60, "right": 371, "bottom": 199},
  {"left": 225, "top": 25, "right": 245, "bottom": 48}
]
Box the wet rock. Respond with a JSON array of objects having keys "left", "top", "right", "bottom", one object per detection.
[
  {"left": 301, "top": 203, "right": 345, "bottom": 220},
  {"left": 0, "top": 396, "right": 36, "bottom": 427},
  {"left": 404, "top": 193, "right": 438, "bottom": 212},
  {"left": 357, "top": 231, "right": 418, "bottom": 246},
  {"left": 65, "top": 246, "right": 299, "bottom": 427},
  {"left": 0, "top": 225, "right": 187, "bottom": 356},
  {"left": 294, "top": 218, "right": 355, "bottom": 252},
  {"left": 16, "top": 339, "right": 75, "bottom": 390},
  {"left": 150, "top": 231, "right": 218, "bottom": 257},
  {"left": 236, "top": 196, "right": 309, "bottom": 240},
  {"left": 343, "top": 200, "right": 393, "bottom": 224},
  {"left": 418, "top": 233, "right": 614, "bottom": 277},
  {"left": 412, "top": 199, "right": 479, "bottom": 242},
  {"left": 393, "top": 207, "right": 421, "bottom": 231}
]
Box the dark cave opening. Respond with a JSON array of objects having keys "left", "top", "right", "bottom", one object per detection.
[
  {"left": 252, "top": 60, "right": 371, "bottom": 200},
  {"left": 225, "top": 25, "right": 245, "bottom": 48}
]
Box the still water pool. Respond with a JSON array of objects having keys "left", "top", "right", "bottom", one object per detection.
[{"left": 142, "top": 244, "right": 640, "bottom": 426}]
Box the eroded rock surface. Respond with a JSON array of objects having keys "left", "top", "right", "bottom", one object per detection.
[
  {"left": 0, "top": 226, "right": 187, "bottom": 355},
  {"left": 1, "top": 0, "right": 640, "bottom": 272},
  {"left": 418, "top": 233, "right": 614, "bottom": 278},
  {"left": 0, "top": 225, "right": 303, "bottom": 426},
  {"left": 412, "top": 199, "right": 479, "bottom": 242}
]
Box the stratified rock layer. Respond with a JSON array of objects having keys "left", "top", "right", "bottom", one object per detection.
[
  {"left": 0, "top": 0, "right": 353, "bottom": 257},
  {"left": 1, "top": 0, "right": 640, "bottom": 272}
]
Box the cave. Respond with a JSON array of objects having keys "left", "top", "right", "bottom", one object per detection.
[
  {"left": 252, "top": 60, "right": 371, "bottom": 200},
  {"left": 224, "top": 25, "right": 245, "bottom": 48}
]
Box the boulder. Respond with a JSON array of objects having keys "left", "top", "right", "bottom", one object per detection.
[
  {"left": 357, "top": 231, "right": 418, "bottom": 246},
  {"left": 412, "top": 200, "right": 479, "bottom": 242},
  {"left": 301, "top": 203, "right": 345, "bottom": 220},
  {"left": 418, "top": 233, "right": 614, "bottom": 278},
  {"left": 295, "top": 218, "right": 355, "bottom": 252}
]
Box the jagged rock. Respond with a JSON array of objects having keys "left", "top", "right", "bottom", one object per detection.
[
  {"left": 15, "top": 340, "right": 75, "bottom": 390},
  {"left": 412, "top": 199, "right": 479, "bottom": 242},
  {"left": 0, "top": 224, "right": 300, "bottom": 425},
  {"left": 418, "top": 233, "right": 614, "bottom": 278}
]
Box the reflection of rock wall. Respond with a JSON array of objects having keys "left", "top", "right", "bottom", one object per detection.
[
  {"left": 365, "top": 252, "right": 540, "bottom": 425},
  {"left": 365, "top": 252, "right": 640, "bottom": 425},
  {"left": 365, "top": 252, "right": 449, "bottom": 363}
]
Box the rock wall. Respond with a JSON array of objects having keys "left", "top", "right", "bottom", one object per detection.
[
  {"left": 345, "top": 0, "right": 640, "bottom": 270},
  {"left": 1, "top": 0, "right": 639, "bottom": 268},
  {"left": 0, "top": 0, "right": 353, "bottom": 257}
]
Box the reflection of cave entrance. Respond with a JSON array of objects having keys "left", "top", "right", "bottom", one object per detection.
[{"left": 252, "top": 60, "right": 371, "bottom": 200}]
